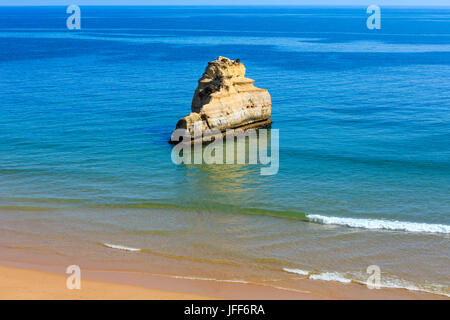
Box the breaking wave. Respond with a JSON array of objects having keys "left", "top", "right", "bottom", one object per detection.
[{"left": 307, "top": 214, "right": 450, "bottom": 234}]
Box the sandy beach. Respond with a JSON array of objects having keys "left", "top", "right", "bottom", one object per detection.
[
  {"left": 0, "top": 265, "right": 211, "bottom": 300},
  {"left": 0, "top": 262, "right": 447, "bottom": 300}
]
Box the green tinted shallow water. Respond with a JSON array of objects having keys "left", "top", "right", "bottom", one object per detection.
[{"left": 0, "top": 6, "right": 449, "bottom": 296}]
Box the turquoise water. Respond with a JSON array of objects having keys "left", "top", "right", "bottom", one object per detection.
[{"left": 0, "top": 6, "right": 449, "bottom": 296}]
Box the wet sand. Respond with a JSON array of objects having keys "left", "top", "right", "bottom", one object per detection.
[{"left": 0, "top": 262, "right": 446, "bottom": 300}]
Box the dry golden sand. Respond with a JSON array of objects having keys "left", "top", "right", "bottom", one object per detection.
[
  {"left": 0, "top": 265, "right": 211, "bottom": 300},
  {"left": 0, "top": 264, "right": 447, "bottom": 300}
]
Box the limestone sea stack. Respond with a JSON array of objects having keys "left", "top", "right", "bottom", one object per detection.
[{"left": 170, "top": 56, "right": 272, "bottom": 144}]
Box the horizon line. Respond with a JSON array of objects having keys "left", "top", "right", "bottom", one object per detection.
[{"left": 1, "top": 4, "right": 450, "bottom": 8}]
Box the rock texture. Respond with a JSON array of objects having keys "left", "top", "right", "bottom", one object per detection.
[{"left": 170, "top": 56, "right": 272, "bottom": 143}]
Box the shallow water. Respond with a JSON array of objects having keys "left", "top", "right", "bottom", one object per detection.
[{"left": 0, "top": 6, "right": 449, "bottom": 296}]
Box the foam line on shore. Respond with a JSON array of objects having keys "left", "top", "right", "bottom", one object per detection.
[
  {"left": 170, "top": 275, "right": 249, "bottom": 284},
  {"left": 282, "top": 268, "right": 309, "bottom": 276},
  {"left": 102, "top": 243, "right": 142, "bottom": 252},
  {"left": 282, "top": 269, "right": 450, "bottom": 297},
  {"left": 283, "top": 268, "right": 351, "bottom": 283},
  {"left": 169, "top": 275, "right": 311, "bottom": 294},
  {"left": 306, "top": 214, "right": 450, "bottom": 234},
  {"left": 309, "top": 272, "right": 352, "bottom": 283}
]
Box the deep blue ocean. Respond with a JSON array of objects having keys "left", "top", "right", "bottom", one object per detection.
[{"left": 0, "top": 6, "right": 449, "bottom": 296}]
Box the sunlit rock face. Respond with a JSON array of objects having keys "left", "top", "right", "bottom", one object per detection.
[{"left": 171, "top": 56, "right": 272, "bottom": 143}]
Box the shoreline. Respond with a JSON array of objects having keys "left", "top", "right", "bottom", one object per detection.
[
  {"left": 0, "top": 208, "right": 448, "bottom": 300},
  {"left": 0, "top": 260, "right": 447, "bottom": 300}
]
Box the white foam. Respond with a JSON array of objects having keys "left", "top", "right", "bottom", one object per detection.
[
  {"left": 283, "top": 268, "right": 310, "bottom": 276},
  {"left": 378, "top": 279, "right": 449, "bottom": 297},
  {"left": 307, "top": 214, "right": 450, "bottom": 234},
  {"left": 103, "top": 243, "right": 141, "bottom": 252},
  {"left": 309, "top": 272, "right": 352, "bottom": 283},
  {"left": 171, "top": 275, "right": 248, "bottom": 284},
  {"left": 286, "top": 269, "right": 450, "bottom": 297},
  {"left": 359, "top": 278, "right": 450, "bottom": 298}
]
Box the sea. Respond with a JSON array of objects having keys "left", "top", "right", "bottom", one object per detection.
[{"left": 0, "top": 6, "right": 449, "bottom": 296}]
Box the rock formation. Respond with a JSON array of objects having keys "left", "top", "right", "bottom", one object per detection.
[{"left": 170, "top": 56, "right": 272, "bottom": 144}]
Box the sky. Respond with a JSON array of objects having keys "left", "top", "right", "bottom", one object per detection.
[{"left": 0, "top": 1, "right": 448, "bottom": 6}]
